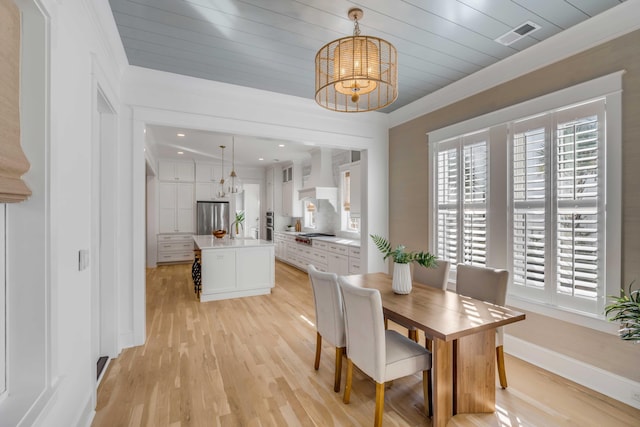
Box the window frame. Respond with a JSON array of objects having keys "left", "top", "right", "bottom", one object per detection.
[{"left": 428, "top": 71, "right": 622, "bottom": 330}]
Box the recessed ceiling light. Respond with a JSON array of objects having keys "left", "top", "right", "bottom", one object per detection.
[
  {"left": 278, "top": 144, "right": 285, "bottom": 147},
  {"left": 177, "top": 151, "right": 184, "bottom": 155},
  {"left": 177, "top": 133, "right": 185, "bottom": 137},
  {"left": 143, "top": 128, "right": 147, "bottom": 134},
  {"left": 258, "top": 157, "right": 264, "bottom": 161}
]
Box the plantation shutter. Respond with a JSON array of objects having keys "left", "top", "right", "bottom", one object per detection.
[
  {"left": 511, "top": 117, "right": 548, "bottom": 292},
  {"left": 462, "top": 137, "right": 487, "bottom": 266},
  {"left": 435, "top": 131, "right": 488, "bottom": 267},
  {"left": 436, "top": 145, "right": 458, "bottom": 264},
  {"left": 554, "top": 101, "right": 603, "bottom": 308}
]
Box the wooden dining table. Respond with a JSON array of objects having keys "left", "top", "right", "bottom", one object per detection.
[{"left": 340, "top": 272, "right": 526, "bottom": 427}]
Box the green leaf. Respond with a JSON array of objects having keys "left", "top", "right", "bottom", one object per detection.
[{"left": 370, "top": 234, "right": 437, "bottom": 267}]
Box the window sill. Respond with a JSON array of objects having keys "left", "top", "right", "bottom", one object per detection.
[{"left": 506, "top": 294, "right": 619, "bottom": 335}]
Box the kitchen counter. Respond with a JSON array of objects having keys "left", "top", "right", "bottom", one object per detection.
[
  {"left": 194, "top": 235, "right": 274, "bottom": 249},
  {"left": 277, "top": 230, "right": 360, "bottom": 247},
  {"left": 193, "top": 235, "right": 274, "bottom": 302}
]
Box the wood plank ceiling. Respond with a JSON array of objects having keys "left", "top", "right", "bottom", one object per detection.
[{"left": 108, "top": 0, "right": 625, "bottom": 113}]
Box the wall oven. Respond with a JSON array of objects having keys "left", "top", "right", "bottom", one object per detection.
[{"left": 265, "top": 211, "right": 274, "bottom": 241}]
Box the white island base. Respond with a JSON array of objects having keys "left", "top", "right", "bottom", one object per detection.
[{"left": 194, "top": 235, "right": 275, "bottom": 302}]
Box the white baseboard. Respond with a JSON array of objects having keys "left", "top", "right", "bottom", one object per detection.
[
  {"left": 19, "top": 380, "right": 61, "bottom": 427},
  {"left": 73, "top": 394, "right": 94, "bottom": 427},
  {"left": 119, "top": 331, "right": 135, "bottom": 350},
  {"left": 505, "top": 334, "right": 640, "bottom": 410}
]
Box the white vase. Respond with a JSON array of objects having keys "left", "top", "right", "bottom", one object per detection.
[{"left": 392, "top": 263, "right": 412, "bottom": 294}]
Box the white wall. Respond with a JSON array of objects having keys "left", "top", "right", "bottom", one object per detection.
[{"left": 0, "top": 0, "right": 128, "bottom": 426}]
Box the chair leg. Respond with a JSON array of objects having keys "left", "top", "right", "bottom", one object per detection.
[
  {"left": 314, "top": 332, "right": 322, "bottom": 370},
  {"left": 496, "top": 345, "right": 508, "bottom": 389},
  {"left": 374, "top": 382, "right": 385, "bottom": 427},
  {"left": 425, "top": 337, "right": 433, "bottom": 352},
  {"left": 408, "top": 329, "right": 419, "bottom": 342},
  {"left": 334, "top": 347, "right": 344, "bottom": 392},
  {"left": 423, "top": 370, "right": 432, "bottom": 417},
  {"left": 343, "top": 358, "right": 353, "bottom": 404},
  {"left": 384, "top": 317, "right": 388, "bottom": 329}
]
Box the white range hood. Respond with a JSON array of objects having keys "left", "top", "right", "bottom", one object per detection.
[{"left": 298, "top": 148, "right": 338, "bottom": 208}]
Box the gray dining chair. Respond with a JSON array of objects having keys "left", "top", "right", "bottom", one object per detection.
[
  {"left": 307, "top": 264, "right": 346, "bottom": 392},
  {"left": 456, "top": 263, "right": 510, "bottom": 388},
  {"left": 338, "top": 276, "right": 432, "bottom": 426}
]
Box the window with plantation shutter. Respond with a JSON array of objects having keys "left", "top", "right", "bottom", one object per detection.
[
  {"left": 554, "top": 103, "right": 603, "bottom": 311},
  {"left": 509, "top": 100, "right": 604, "bottom": 313},
  {"left": 430, "top": 72, "right": 621, "bottom": 321},
  {"left": 511, "top": 118, "right": 547, "bottom": 293},
  {"left": 434, "top": 131, "right": 488, "bottom": 270}
]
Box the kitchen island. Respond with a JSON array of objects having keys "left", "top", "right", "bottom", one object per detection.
[{"left": 193, "top": 235, "right": 275, "bottom": 302}]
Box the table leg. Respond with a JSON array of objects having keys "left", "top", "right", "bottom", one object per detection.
[
  {"left": 456, "top": 329, "right": 495, "bottom": 413},
  {"left": 431, "top": 338, "right": 453, "bottom": 427}
]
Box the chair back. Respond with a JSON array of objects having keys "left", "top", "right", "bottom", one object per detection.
[
  {"left": 338, "top": 277, "right": 386, "bottom": 382},
  {"left": 307, "top": 265, "right": 345, "bottom": 347},
  {"left": 414, "top": 259, "right": 450, "bottom": 290},
  {"left": 456, "top": 264, "right": 508, "bottom": 306}
]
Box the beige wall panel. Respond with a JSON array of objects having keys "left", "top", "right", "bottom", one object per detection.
[{"left": 389, "top": 29, "right": 640, "bottom": 379}]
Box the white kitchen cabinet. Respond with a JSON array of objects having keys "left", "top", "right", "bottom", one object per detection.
[
  {"left": 348, "top": 246, "right": 362, "bottom": 274},
  {"left": 201, "top": 249, "right": 237, "bottom": 293},
  {"left": 281, "top": 162, "right": 302, "bottom": 217},
  {"left": 349, "top": 161, "right": 361, "bottom": 218},
  {"left": 197, "top": 240, "right": 275, "bottom": 302},
  {"left": 327, "top": 253, "right": 349, "bottom": 276},
  {"left": 158, "top": 182, "right": 194, "bottom": 233},
  {"left": 195, "top": 182, "right": 217, "bottom": 201},
  {"left": 157, "top": 234, "right": 194, "bottom": 263},
  {"left": 265, "top": 167, "right": 275, "bottom": 212},
  {"left": 158, "top": 160, "right": 194, "bottom": 182},
  {"left": 195, "top": 162, "right": 218, "bottom": 182},
  {"left": 274, "top": 232, "right": 287, "bottom": 259},
  {"left": 237, "top": 247, "right": 275, "bottom": 290}
]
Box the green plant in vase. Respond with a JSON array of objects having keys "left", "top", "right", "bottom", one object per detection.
[
  {"left": 370, "top": 234, "right": 437, "bottom": 294},
  {"left": 232, "top": 211, "right": 245, "bottom": 236},
  {"left": 605, "top": 281, "right": 640, "bottom": 342}
]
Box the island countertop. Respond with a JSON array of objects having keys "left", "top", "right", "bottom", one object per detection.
[{"left": 193, "top": 235, "right": 274, "bottom": 250}]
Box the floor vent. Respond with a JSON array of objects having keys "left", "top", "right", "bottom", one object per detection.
[
  {"left": 97, "top": 356, "right": 108, "bottom": 380},
  {"left": 495, "top": 21, "right": 541, "bottom": 46}
]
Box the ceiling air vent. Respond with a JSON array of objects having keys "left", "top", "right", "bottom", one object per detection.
[{"left": 495, "top": 21, "right": 541, "bottom": 46}]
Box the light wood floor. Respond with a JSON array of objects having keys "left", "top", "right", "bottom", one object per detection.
[{"left": 93, "top": 261, "right": 640, "bottom": 427}]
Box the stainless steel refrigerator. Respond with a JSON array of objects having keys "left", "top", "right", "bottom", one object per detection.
[{"left": 196, "top": 201, "right": 229, "bottom": 235}]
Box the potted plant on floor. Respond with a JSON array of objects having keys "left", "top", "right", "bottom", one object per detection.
[
  {"left": 370, "top": 234, "right": 437, "bottom": 294},
  {"left": 605, "top": 281, "right": 640, "bottom": 342}
]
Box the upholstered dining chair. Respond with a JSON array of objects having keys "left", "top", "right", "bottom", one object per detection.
[
  {"left": 338, "top": 277, "right": 432, "bottom": 426},
  {"left": 307, "top": 264, "right": 346, "bottom": 392},
  {"left": 456, "top": 263, "right": 510, "bottom": 388},
  {"left": 397, "top": 260, "right": 451, "bottom": 342}
]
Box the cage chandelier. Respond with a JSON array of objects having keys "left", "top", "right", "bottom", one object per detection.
[{"left": 315, "top": 8, "right": 397, "bottom": 112}]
